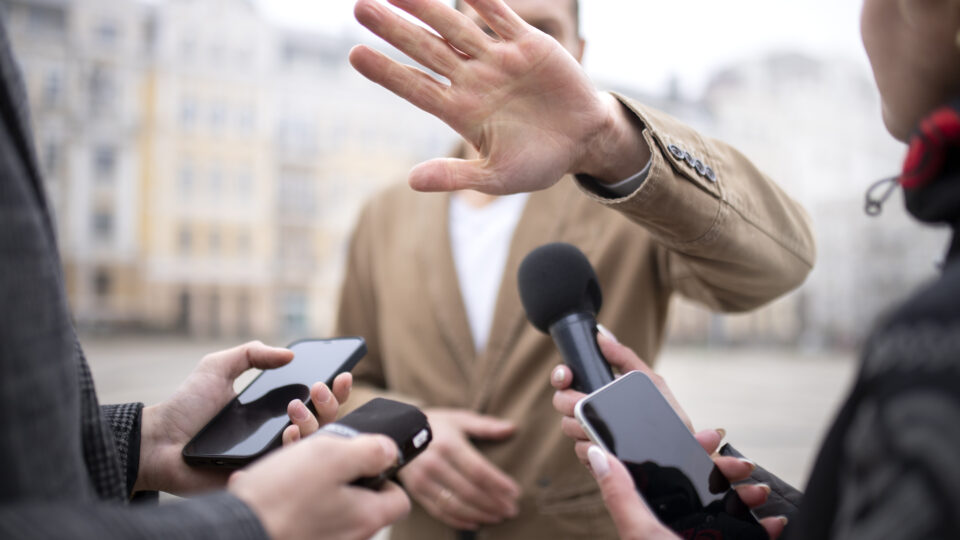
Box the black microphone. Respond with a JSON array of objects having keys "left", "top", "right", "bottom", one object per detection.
[{"left": 517, "top": 242, "right": 614, "bottom": 393}]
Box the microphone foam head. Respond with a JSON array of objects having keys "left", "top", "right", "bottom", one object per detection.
[{"left": 517, "top": 242, "right": 603, "bottom": 333}]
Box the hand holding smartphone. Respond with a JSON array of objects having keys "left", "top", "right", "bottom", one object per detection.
[
  {"left": 182, "top": 337, "right": 366, "bottom": 467},
  {"left": 575, "top": 371, "right": 764, "bottom": 535}
]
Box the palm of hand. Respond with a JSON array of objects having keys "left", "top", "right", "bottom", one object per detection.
[
  {"left": 159, "top": 367, "right": 235, "bottom": 449},
  {"left": 441, "top": 36, "right": 607, "bottom": 193},
  {"left": 137, "top": 342, "right": 295, "bottom": 494},
  {"left": 141, "top": 367, "right": 237, "bottom": 493}
]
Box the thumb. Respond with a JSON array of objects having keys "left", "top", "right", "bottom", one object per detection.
[
  {"left": 588, "top": 446, "right": 667, "bottom": 537},
  {"left": 454, "top": 411, "right": 516, "bottom": 440},
  {"left": 312, "top": 434, "right": 399, "bottom": 485},
  {"left": 597, "top": 334, "right": 653, "bottom": 376},
  {"left": 409, "top": 158, "right": 499, "bottom": 194},
  {"left": 208, "top": 341, "right": 294, "bottom": 380}
]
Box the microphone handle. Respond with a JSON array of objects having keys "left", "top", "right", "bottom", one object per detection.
[{"left": 549, "top": 312, "right": 615, "bottom": 393}]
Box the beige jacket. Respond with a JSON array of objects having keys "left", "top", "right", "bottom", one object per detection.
[{"left": 335, "top": 97, "right": 815, "bottom": 540}]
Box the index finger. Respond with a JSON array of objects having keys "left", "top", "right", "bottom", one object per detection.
[
  {"left": 451, "top": 443, "right": 520, "bottom": 498},
  {"left": 552, "top": 388, "right": 586, "bottom": 417}
]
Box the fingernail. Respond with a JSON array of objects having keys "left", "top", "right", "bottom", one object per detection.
[
  {"left": 715, "top": 428, "right": 727, "bottom": 439},
  {"left": 739, "top": 458, "right": 757, "bottom": 472},
  {"left": 587, "top": 445, "right": 610, "bottom": 479},
  {"left": 596, "top": 324, "right": 618, "bottom": 343},
  {"left": 315, "top": 384, "right": 332, "bottom": 403},
  {"left": 552, "top": 366, "right": 567, "bottom": 384},
  {"left": 777, "top": 515, "right": 789, "bottom": 526},
  {"left": 291, "top": 401, "right": 309, "bottom": 421},
  {"left": 757, "top": 483, "right": 771, "bottom": 495}
]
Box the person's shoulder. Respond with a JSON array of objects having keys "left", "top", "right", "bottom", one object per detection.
[
  {"left": 862, "top": 260, "right": 960, "bottom": 380},
  {"left": 884, "top": 259, "right": 960, "bottom": 328}
]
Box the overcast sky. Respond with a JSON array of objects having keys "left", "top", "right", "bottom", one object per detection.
[{"left": 255, "top": 0, "right": 870, "bottom": 97}]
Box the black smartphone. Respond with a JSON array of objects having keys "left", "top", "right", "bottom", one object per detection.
[
  {"left": 575, "top": 371, "right": 761, "bottom": 532},
  {"left": 182, "top": 337, "right": 367, "bottom": 468}
]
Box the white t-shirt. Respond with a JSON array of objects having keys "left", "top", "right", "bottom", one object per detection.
[
  {"left": 447, "top": 161, "right": 650, "bottom": 353},
  {"left": 449, "top": 193, "right": 529, "bottom": 353}
]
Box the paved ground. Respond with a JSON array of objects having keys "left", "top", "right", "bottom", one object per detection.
[{"left": 84, "top": 337, "right": 857, "bottom": 518}]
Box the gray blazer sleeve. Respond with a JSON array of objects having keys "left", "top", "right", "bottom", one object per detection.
[
  {"left": 0, "top": 493, "right": 267, "bottom": 540},
  {"left": 0, "top": 18, "right": 269, "bottom": 539},
  {"left": 101, "top": 402, "right": 145, "bottom": 496}
]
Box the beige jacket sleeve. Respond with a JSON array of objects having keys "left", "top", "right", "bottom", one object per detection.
[
  {"left": 578, "top": 94, "right": 816, "bottom": 312},
  {"left": 335, "top": 200, "right": 423, "bottom": 412}
]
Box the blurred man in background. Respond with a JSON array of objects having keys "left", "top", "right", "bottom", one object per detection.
[{"left": 335, "top": 0, "right": 816, "bottom": 538}]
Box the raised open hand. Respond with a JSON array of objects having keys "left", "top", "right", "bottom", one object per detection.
[{"left": 350, "top": 0, "right": 648, "bottom": 194}]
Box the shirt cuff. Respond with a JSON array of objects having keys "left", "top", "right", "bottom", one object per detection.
[{"left": 574, "top": 157, "right": 652, "bottom": 199}]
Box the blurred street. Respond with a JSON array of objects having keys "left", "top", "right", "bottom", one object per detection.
[{"left": 84, "top": 337, "right": 856, "bottom": 490}]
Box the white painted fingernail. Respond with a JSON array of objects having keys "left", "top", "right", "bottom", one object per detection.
[
  {"left": 587, "top": 445, "right": 610, "bottom": 478},
  {"left": 552, "top": 366, "right": 567, "bottom": 383},
  {"left": 597, "top": 324, "right": 618, "bottom": 343}
]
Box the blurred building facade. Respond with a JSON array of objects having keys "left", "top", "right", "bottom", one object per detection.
[
  {"left": 3, "top": 0, "right": 449, "bottom": 339},
  {"left": 3, "top": 0, "right": 947, "bottom": 347}
]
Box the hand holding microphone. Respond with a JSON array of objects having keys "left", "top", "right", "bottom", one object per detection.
[{"left": 517, "top": 242, "right": 615, "bottom": 393}]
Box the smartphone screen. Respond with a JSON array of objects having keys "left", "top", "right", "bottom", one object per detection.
[
  {"left": 183, "top": 337, "right": 366, "bottom": 466},
  {"left": 576, "top": 371, "right": 757, "bottom": 527}
]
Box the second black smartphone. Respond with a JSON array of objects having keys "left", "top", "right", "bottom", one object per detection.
[
  {"left": 182, "top": 337, "right": 366, "bottom": 468},
  {"left": 575, "top": 371, "right": 761, "bottom": 532}
]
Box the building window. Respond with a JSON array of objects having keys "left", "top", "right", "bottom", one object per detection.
[
  {"left": 178, "top": 225, "right": 192, "bottom": 255},
  {"left": 179, "top": 165, "right": 194, "bottom": 198},
  {"left": 142, "top": 17, "right": 157, "bottom": 56},
  {"left": 28, "top": 5, "right": 66, "bottom": 35},
  {"left": 92, "top": 210, "right": 113, "bottom": 241},
  {"left": 238, "top": 106, "right": 255, "bottom": 132},
  {"left": 43, "top": 71, "right": 62, "bottom": 108},
  {"left": 209, "top": 229, "right": 221, "bottom": 255},
  {"left": 238, "top": 231, "right": 251, "bottom": 256},
  {"left": 180, "top": 98, "right": 196, "bottom": 128},
  {"left": 96, "top": 21, "right": 119, "bottom": 46},
  {"left": 210, "top": 102, "right": 226, "bottom": 131},
  {"left": 237, "top": 170, "right": 252, "bottom": 199},
  {"left": 43, "top": 141, "right": 60, "bottom": 178},
  {"left": 180, "top": 38, "right": 196, "bottom": 62},
  {"left": 236, "top": 292, "right": 251, "bottom": 336},
  {"left": 93, "top": 269, "right": 111, "bottom": 299},
  {"left": 280, "top": 292, "right": 308, "bottom": 336},
  {"left": 210, "top": 167, "right": 222, "bottom": 197},
  {"left": 93, "top": 146, "right": 116, "bottom": 185},
  {"left": 88, "top": 66, "right": 115, "bottom": 117}
]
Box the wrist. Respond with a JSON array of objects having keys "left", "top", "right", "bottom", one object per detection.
[
  {"left": 133, "top": 404, "right": 164, "bottom": 493},
  {"left": 575, "top": 92, "right": 651, "bottom": 184}
]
